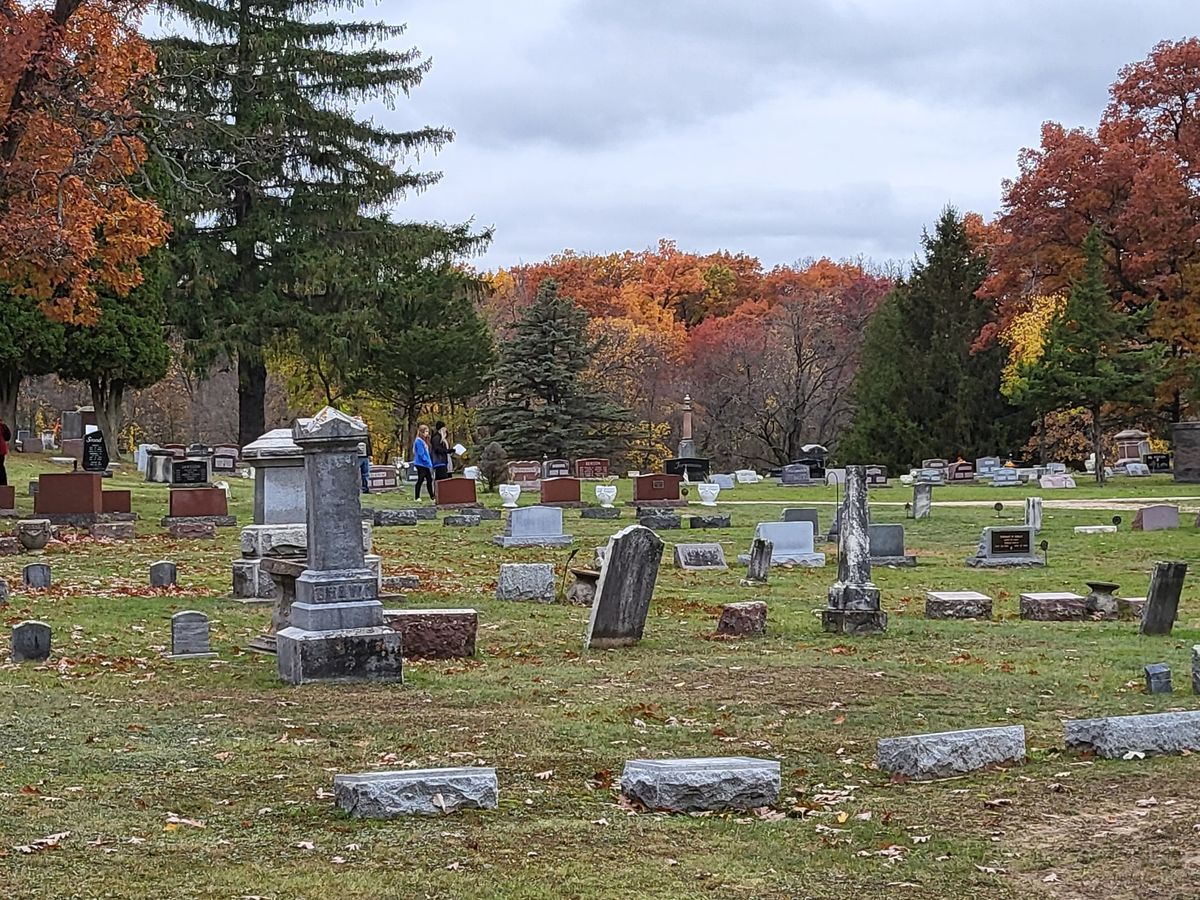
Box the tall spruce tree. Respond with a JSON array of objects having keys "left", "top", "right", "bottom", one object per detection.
[
  {"left": 0, "top": 286, "right": 65, "bottom": 427},
  {"left": 154, "top": 4, "right": 484, "bottom": 444},
  {"left": 481, "top": 280, "right": 630, "bottom": 459},
  {"left": 1015, "top": 227, "right": 1160, "bottom": 484},
  {"left": 838, "top": 208, "right": 1025, "bottom": 468}
]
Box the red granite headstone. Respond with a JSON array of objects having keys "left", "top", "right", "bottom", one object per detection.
[
  {"left": 436, "top": 477, "right": 478, "bottom": 507},
  {"left": 633, "top": 473, "right": 681, "bottom": 503},
  {"left": 575, "top": 458, "right": 610, "bottom": 479},
  {"left": 102, "top": 490, "right": 132, "bottom": 514},
  {"left": 540, "top": 477, "right": 581, "bottom": 506},
  {"left": 35, "top": 473, "right": 103, "bottom": 515},
  {"left": 0, "top": 485, "right": 14, "bottom": 510},
  {"left": 169, "top": 487, "right": 229, "bottom": 518}
]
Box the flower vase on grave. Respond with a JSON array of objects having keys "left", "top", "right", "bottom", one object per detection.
[{"left": 499, "top": 484, "right": 521, "bottom": 509}]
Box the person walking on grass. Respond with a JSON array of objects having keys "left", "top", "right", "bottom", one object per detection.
[
  {"left": 430, "top": 420, "right": 452, "bottom": 483},
  {"left": 413, "top": 424, "right": 436, "bottom": 503}
]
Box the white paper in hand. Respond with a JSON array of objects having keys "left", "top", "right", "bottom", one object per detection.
[{"left": 453, "top": 443, "right": 467, "bottom": 456}]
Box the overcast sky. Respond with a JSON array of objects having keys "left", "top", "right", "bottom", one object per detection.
[{"left": 373, "top": 1, "right": 1189, "bottom": 271}]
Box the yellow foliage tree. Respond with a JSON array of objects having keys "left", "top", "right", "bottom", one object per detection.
[{"left": 999, "top": 293, "right": 1065, "bottom": 397}]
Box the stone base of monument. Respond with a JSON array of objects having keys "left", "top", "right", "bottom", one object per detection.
[
  {"left": 230, "top": 558, "right": 278, "bottom": 602},
  {"left": 491, "top": 534, "right": 574, "bottom": 548},
  {"left": 1118, "top": 596, "right": 1147, "bottom": 619},
  {"left": 877, "top": 726, "right": 1026, "bottom": 778},
  {"left": 169, "top": 521, "right": 217, "bottom": 539},
  {"left": 35, "top": 511, "right": 136, "bottom": 527},
  {"left": 166, "top": 649, "right": 218, "bottom": 661},
  {"left": 716, "top": 601, "right": 767, "bottom": 636},
  {"left": 870, "top": 554, "right": 917, "bottom": 568},
  {"left": 1019, "top": 592, "right": 1086, "bottom": 621},
  {"left": 160, "top": 514, "right": 237, "bottom": 528},
  {"left": 581, "top": 507, "right": 621, "bottom": 520},
  {"left": 383, "top": 608, "right": 476, "bottom": 659},
  {"left": 638, "top": 513, "right": 682, "bottom": 530},
  {"left": 1065, "top": 710, "right": 1200, "bottom": 758},
  {"left": 496, "top": 563, "right": 556, "bottom": 602},
  {"left": 966, "top": 554, "right": 1043, "bottom": 568},
  {"left": 334, "top": 768, "right": 498, "bottom": 817},
  {"left": 375, "top": 509, "right": 418, "bottom": 526},
  {"left": 276, "top": 625, "right": 403, "bottom": 684},
  {"left": 89, "top": 521, "right": 135, "bottom": 541},
  {"left": 821, "top": 609, "right": 888, "bottom": 635},
  {"left": 442, "top": 514, "right": 481, "bottom": 527},
  {"left": 925, "top": 591, "right": 992, "bottom": 619},
  {"left": 623, "top": 499, "right": 686, "bottom": 508},
  {"left": 620, "top": 757, "right": 780, "bottom": 812}
]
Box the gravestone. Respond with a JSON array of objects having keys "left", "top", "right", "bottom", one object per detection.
[
  {"left": 212, "top": 445, "right": 240, "bottom": 474},
  {"left": 495, "top": 563, "right": 555, "bottom": 602},
  {"left": 638, "top": 511, "right": 681, "bottom": 530},
  {"left": 716, "top": 601, "right": 767, "bottom": 636},
  {"left": 584, "top": 525, "right": 662, "bottom": 649},
  {"left": 0, "top": 579, "right": 8, "bottom": 606},
  {"left": 991, "top": 469, "right": 1019, "bottom": 487},
  {"left": 542, "top": 458, "right": 570, "bottom": 479},
  {"left": 672, "top": 543, "right": 727, "bottom": 571},
  {"left": 82, "top": 431, "right": 109, "bottom": 472},
  {"left": 824, "top": 467, "right": 847, "bottom": 486},
  {"left": 736, "top": 522, "right": 824, "bottom": 567},
  {"left": 780, "top": 463, "right": 813, "bottom": 486},
  {"left": 1140, "top": 561, "right": 1187, "bottom": 636},
  {"left": 1019, "top": 591, "right": 1086, "bottom": 620},
  {"left": 868, "top": 523, "right": 915, "bottom": 567},
  {"left": 1045, "top": 461, "right": 1067, "bottom": 475},
  {"left": 1132, "top": 504, "right": 1180, "bottom": 532},
  {"left": 150, "top": 560, "right": 177, "bottom": 588},
  {"left": 575, "top": 458, "right": 610, "bottom": 479},
  {"left": 1065, "top": 711, "right": 1200, "bottom": 758},
  {"left": 912, "top": 483, "right": 933, "bottom": 519},
  {"left": 915, "top": 467, "right": 944, "bottom": 485},
  {"left": 925, "top": 590, "right": 992, "bottom": 619},
  {"left": 947, "top": 461, "right": 975, "bottom": 483},
  {"left": 1039, "top": 473, "right": 1077, "bottom": 489},
  {"left": 975, "top": 456, "right": 1002, "bottom": 476},
  {"left": 442, "top": 514, "right": 480, "bottom": 527},
  {"left": 966, "top": 526, "right": 1043, "bottom": 567},
  {"left": 1145, "top": 663, "right": 1172, "bottom": 694},
  {"left": 781, "top": 507, "right": 820, "bottom": 536},
  {"left": 743, "top": 538, "right": 771, "bottom": 584},
  {"left": 734, "top": 469, "right": 759, "bottom": 484},
  {"left": 631, "top": 474, "right": 683, "bottom": 506},
  {"left": 620, "top": 758, "right": 779, "bottom": 813},
  {"left": 61, "top": 410, "right": 83, "bottom": 441},
  {"left": 877, "top": 726, "right": 1025, "bottom": 778},
  {"left": 710, "top": 473, "right": 735, "bottom": 490},
  {"left": 540, "top": 476, "right": 582, "bottom": 507},
  {"left": 1144, "top": 453, "right": 1171, "bottom": 473},
  {"left": 334, "top": 768, "right": 498, "bottom": 817},
  {"left": 864, "top": 465, "right": 889, "bottom": 487},
  {"left": 1126, "top": 462, "right": 1151, "bottom": 477},
  {"left": 1024, "top": 496, "right": 1043, "bottom": 532},
  {"left": 242, "top": 427, "right": 307, "bottom": 526},
  {"left": 507, "top": 461, "right": 542, "bottom": 487},
  {"left": 170, "top": 610, "right": 216, "bottom": 659},
  {"left": 493, "top": 506, "right": 573, "bottom": 548},
  {"left": 823, "top": 465, "right": 885, "bottom": 635},
  {"left": 922, "top": 458, "right": 949, "bottom": 470},
  {"left": 22, "top": 562, "right": 51, "bottom": 589},
  {"left": 171, "top": 458, "right": 209, "bottom": 486},
  {"left": 11, "top": 620, "right": 51, "bottom": 662},
  {"left": 1193, "top": 646, "right": 1200, "bottom": 694},
  {"left": 275, "top": 407, "right": 403, "bottom": 684},
  {"left": 689, "top": 514, "right": 731, "bottom": 529},
  {"left": 795, "top": 457, "right": 826, "bottom": 480}
]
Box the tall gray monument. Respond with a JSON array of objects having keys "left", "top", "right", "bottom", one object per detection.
[
  {"left": 276, "top": 408, "right": 402, "bottom": 684},
  {"left": 822, "top": 465, "right": 887, "bottom": 635}
]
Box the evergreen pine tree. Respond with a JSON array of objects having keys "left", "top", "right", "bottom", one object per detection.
[
  {"left": 838, "top": 208, "right": 1025, "bottom": 468},
  {"left": 154, "top": 5, "right": 485, "bottom": 444},
  {"left": 1015, "top": 227, "right": 1160, "bottom": 483},
  {"left": 0, "top": 287, "right": 64, "bottom": 427},
  {"left": 480, "top": 280, "right": 630, "bottom": 459}
]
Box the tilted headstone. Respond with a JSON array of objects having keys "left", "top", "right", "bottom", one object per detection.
[
  {"left": 150, "top": 560, "right": 177, "bottom": 588},
  {"left": 584, "top": 525, "right": 662, "bottom": 649},
  {"left": 736, "top": 522, "right": 824, "bottom": 567},
  {"left": 672, "top": 543, "right": 727, "bottom": 571},
  {"left": 1140, "top": 561, "right": 1187, "bottom": 636},
  {"left": 11, "top": 620, "right": 51, "bottom": 662},
  {"left": 22, "top": 562, "right": 51, "bottom": 589},
  {"left": 912, "top": 483, "right": 933, "bottom": 519},
  {"left": 967, "top": 526, "right": 1043, "bottom": 568},
  {"left": 1126, "top": 462, "right": 1152, "bottom": 477},
  {"left": 1065, "top": 710, "right": 1200, "bottom": 758},
  {"left": 1024, "top": 496, "right": 1043, "bottom": 532},
  {"left": 743, "top": 538, "right": 771, "bottom": 584},
  {"left": 823, "top": 465, "right": 885, "bottom": 634},
  {"left": 170, "top": 610, "right": 216, "bottom": 659}
]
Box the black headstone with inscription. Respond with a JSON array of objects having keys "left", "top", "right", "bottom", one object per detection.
[
  {"left": 1144, "top": 453, "right": 1171, "bottom": 473},
  {"left": 82, "top": 431, "right": 109, "bottom": 472},
  {"left": 990, "top": 529, "right": 1032, "bottom": 555},
  {"left": 171, "top": 458, "right": 210, "bottom": 486}
]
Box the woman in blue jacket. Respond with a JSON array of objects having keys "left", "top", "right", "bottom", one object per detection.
[{"left": 412, "top": 424, "right": 435, "bottom": 502}]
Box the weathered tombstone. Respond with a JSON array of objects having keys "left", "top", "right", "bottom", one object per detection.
[
  {"left": 1065, "top": 710, "right": 1200, "bottom": 758},
  {"left": 22, "top": 562, "right": 51, "bottom": 590},
  {"left": 495, "top": 563, "right": 555, "bottom": 602},
  {"left": 242, "top": 427, "right": 307, "bottom": 525},
  {"left": 672, "top": 543, "right": 727, "bottom": 571},
  {"left": 334, "top": 768, "right": 498, "bottom": 817},
  {"left": 966, "top": 526, "right": 1043, "bottom": 568},
  {"left": 1192, "top": 646, "right": 1200, "bottom": 694},
  {"left": 688, "top": 513, "right": 731, "bottom": 529},
  {"left": 1019, "top": 591, "right": 1086, "bottom": 620},
  {"left": 780, "top": 463, "right": 813, "bottom": 486},
  {"left": 11, "top": 620, "right": 51, "bottom": 662},
  {"left": 736, "top": 522, "right": 824, "bottom": 567},
  {"left": 912, "top": 483, "right": 933, "bottom": 519},
  {"left": 716, "top": 601, "right": 767, "bottom": 636},
  {"left": 868, "top": 523, "right": 916, "bottom": 566},
  {"left": 442, "top": 514, "right": 480, "bottom": 527},
  {"left": 975, "top": 456, "right": 1002, "bottom": 476},
  {"left": 743, "top": 538, "right": 771, "bottom": 584},
  {"left": 1126, "top": 462, "right": 1151, "bottom": 477},
  {"left": 823, "top": 466, "right": 885, "bottom": 635},
  {"left": 1139, "top": 561, "right": 1188, "bottom": 636},
  {"left": 620, "top": 758, "right": 780, "bottom": 812},
  {"left": 925, "top": 590, "right": 992, "bottom": 619},
  {"left": 507, "top": 460, "right": 542, "bottom": 487},
  {"left": 781, "top": 507, "right": 820, "bottom": 536},
  {"left": 275, "top": 408, "right": 403, "bottom": 684},
  {"left": 170, "top": 611, "right": 217, "bottom": 659},
  {"left": 492, "top": 506, "right": 573, "bottom": 548},
  {"left": 921, "top": 458, "right": 949, "bottom": 470},
  {"left": 150, "top": 560, "right": 177, "bottom": 588},
  {"left": 61, "top": 410, "right": 83, "bottom": 441},
  {"left": 877, "top": 726, "right": 1025, "bottom": 778},
  {"left": 0, "top": 579, "right": 8, "bottom": 606},
  {"left": 1039, "top": 473, "right": 1077, "bottom": 489},
  {"left": 709, "top": 473, "right": 735, "bottom": 490},
  {"left": 584, "top": 525, "right": 662, "bottom": 649},
  {"left": 1132, "top": 504, "right": 1180, "bottom": 532},
  {"left": 1024, "top": 496, "right": 1043, "bottom": 532},
  {"left": 1145, "top": 663, "right": 1172, "bottom": 694},
  {"left": 864, "top": 465, "right": 889, "bottom": 487}
]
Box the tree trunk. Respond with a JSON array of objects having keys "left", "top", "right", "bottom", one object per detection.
[
  {"left": 238, "top": 350, "right": 267, "bottom": 447},
  {"left": 1092, "top": 404, "right": 1105, "bottom": 486},
  {"left": 1037, "top": 412, "right": 1046, "bottom": 464},
  {"left": 0, "top": 372, "right": 21, "bottom": 434},
  {"left": 90, "top": 378, "right": 125, "bottom": 461}
]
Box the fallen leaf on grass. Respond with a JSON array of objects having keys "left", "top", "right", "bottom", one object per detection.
[
  {"left": 975, "top": 865, "right": 1006, "bottom": 875},
  {"left": 534, "top": 770, "right": 553, "bottom": 781},
  {"left": 1043, "top": 873, "right": 1059, "bottom": 883},
  {"left": 295, "top": 841, "right": 314, "bottom": 851},
  {"left": 164, "top": 814, "right": 204, "bottom": 829},
  {"left": 13, "top": 831, "right": 70, "bottom": 853},
  {"left": 983, "top": 798, "right": 1012, "bottom": 809},
  {"left": 1136, "top": 797, "right": 1158, "bottom": 808}
]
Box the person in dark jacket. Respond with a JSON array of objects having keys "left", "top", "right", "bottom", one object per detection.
[
  {"left": 430, "top": 421, "right": 452, "bottom": 481},
  {"left": 412, "top": 424, "right": 436, "bottom": 502}
]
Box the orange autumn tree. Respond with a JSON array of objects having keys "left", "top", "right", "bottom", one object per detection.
[{"left": 0, "top": 0, "right": 167, "bottom": 321}]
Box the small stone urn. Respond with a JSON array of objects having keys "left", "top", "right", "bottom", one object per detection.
[
  {"left": 595, "top": 485, "right": 617, "bottom": 508},
  {"left": 17, "top": 519, "right": 52, "bottom": 552},
  {"left": 697, "top": 483, "right": 720, "bottom": 506},
  {"left": 498, "top": 484, "right": 521, "bottom": 509},
  {"left": 1084, "top": 580, "right": 1120, "bottom": 619}
]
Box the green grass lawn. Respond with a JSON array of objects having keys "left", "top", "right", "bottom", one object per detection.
[{"left": 3, "top": 455, "right": 1200, "bottom": 899}]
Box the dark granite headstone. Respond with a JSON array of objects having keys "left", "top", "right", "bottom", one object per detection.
[
  {"left": 11, "top": 620, "right": 51, "bottom": 662},
  {"left": 584, "top": 525, "right": 662, "bottom": 649},
  {"left": 82, "top": 431, "right": 108, "bottom": 472},
  {"left": 1140, "top": 561, "right": 1187, "bottom": 636}
]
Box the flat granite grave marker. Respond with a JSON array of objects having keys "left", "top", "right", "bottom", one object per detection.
[
  {"left": 672, "top": 543, "right": 727, "bottom": 571},
  {"left": 967, "top": 526, "right": 1043, "bottom": 568},
  {"left": 1140, "top": 561, "right": 1187, "bottom": 636},
  {"left": 1126, "top": 461, "right": 1151, "bottom": 476},
  {"left": 620, "top": 757, "right": 780, "bottom": 812},
  {"left": 334, "top": 768, "right": 498, "bottom": 817},
  {"left": 11, "top": 620, "right": 51, "bottom": 662},
  {"left": 736, "top": 522, "right": 824, "bottom": 567},
  {"left": 925, "top": 590, "right": 992, "bottom": 619},
  {"left": 688, "top": 514, "right": 731, "bottom": 529},
  {"left": 877, "top": 726, "right": 1026, "bottom": 778},
  {"left": 170, "top": 611, "right": 216, "bottom": 659},
  {"left": 584, "top": 525, "right": 662, "bottom": 649},
  {"left": 150, "top": 560, "right": 177, "bottom": 588},
  {"left": 1065, "top": 710, "right": 1200, "bottom": 758},
  {"left": 495, "top": 563, "right": 556, "bottom": 602},
  {"left": 1132, "top": 504, "right": 1180, "bottom": 532},
  {"left": 638, "top": 511, "right": 682, "bottom": 530},
  {"left": 493, "top": 506, "right": 573, "bottom": 548},
  {"left": 1019, "top": 591, "right": 1086, "bottom": 620}
]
